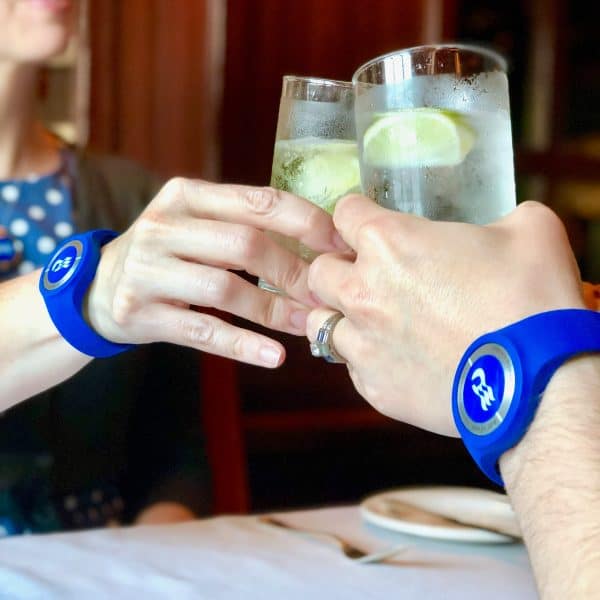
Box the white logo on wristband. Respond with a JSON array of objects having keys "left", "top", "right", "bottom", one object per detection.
[
  {"left": 51, "top": 256, "right": 74, "bottom": 272},
  {"left": 470, "top": 367, "right": 496, "bottom": 411}
]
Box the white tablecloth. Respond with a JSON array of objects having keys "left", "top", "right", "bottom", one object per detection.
[{"left": 0, "top": 506, "right": 537, "bottom": 599}]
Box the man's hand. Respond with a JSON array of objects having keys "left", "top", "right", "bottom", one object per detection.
[{"left": 307, "top": 196, "right": 585, "bottom": 435}]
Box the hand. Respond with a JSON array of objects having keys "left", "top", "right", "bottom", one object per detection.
[
  {"left": 134, "top": 501, "right": 196, "bottom": 525},
  {"left": 86, "top": 179, "right": 346, "bottom": 367},
  {"left": 306, "top": 197, "right": 586, "bottom": 435}
]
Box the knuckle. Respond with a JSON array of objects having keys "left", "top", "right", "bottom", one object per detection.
[
  {"left": 517, "top": 201, "right": 563, "bottom": 232},
  {"left": 355, "top": 218, "right": 384, "bottom": 248},
  {"left": 184, "top": 314, "right": 215, "bottom": 347},
  {"left": 302, "top": 204, "right": 328, "bottom": 234},
  {"left": 120, "top": 245, "right": 152, "bottom": 280},
  {"left": 338, "top": 276, "right": 372, "bottom": 317},
  {"left": 110, "top": 286, "right": 138, "bottom": 327},
  {"left": 280, "top": 255, "right": 306, "bottom": 293},
  {"left": 259, "top": 296, "right": 279, "bottom": 329},
  {"left": 202, "top": 270, "right": 236, "bottom": 306},
  {"left": 228, "top": 226, "right": 263, "bottom": 264},
  {"left": 158, "top": 177, "right": 186, "bottom": 204},
  {"left": 537, "top": 205, "right": 566, "bottom": 235},
  {"left": 240, "top": 186, "right": 280, "bottom": 215},
  {"left": 231, "top": 332, "right": 247, "bottom": 360},
  {"left": 133, "top": 209, "right": 168, "bottom": 240},
  {"left": 307, "top": 254, "right": 325, "bottom": 291}
]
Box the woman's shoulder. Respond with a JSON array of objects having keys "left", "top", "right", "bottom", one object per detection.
[
  {"left": 72, "top": 148, "right": 163, "bottom": 196},
  {"left": 68, "top": 147, "right": 163, "bottom": 230}
]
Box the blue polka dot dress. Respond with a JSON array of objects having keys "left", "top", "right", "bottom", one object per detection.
[{"left": 0, "top": 152, "right": 75, "bottom": 280}]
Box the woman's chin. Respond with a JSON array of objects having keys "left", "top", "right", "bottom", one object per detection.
[{"left": 16, "top": 30, "right": 72, "bottom": 64}]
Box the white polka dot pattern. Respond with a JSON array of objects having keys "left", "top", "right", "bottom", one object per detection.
[
  {"left": 28, "top": 205, "right": 46, "bottom": 221},
  {"left": 37, "top": 236, "right": 56, "bottom": 254},
  {"left": 10, "top": 218, "right": 29, "bottom": 237},
  {"left": 1, "top": 185, "right": 19, "bottom": 203},
  {"left": 54, "top": 221, "right": 73, "bottom": 238},
  {"left": 46, "top": 188, "right": 63, "bottom": 205},
  {"left": 0, "top": 158, "right": 75, "bottom": 281},
  {"left": 17, "top": 260, "right": 35, "bottom": 275}
]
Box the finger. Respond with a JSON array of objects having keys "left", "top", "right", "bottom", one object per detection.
[
  {"left": 333, "top": 193, "right": 425, "bottom": 250},
  {"left": 306, "top": 307, "right": 357, "bottom": 366},
  {"left": 123, "top": 259, "right": 310, "bottom": 336},
  {"left": 307, "top": 252, "right": 354, "bottom": 311},
  {"left": 141, "top": 216, "right": 316, "bottom": 306},
  {"left": 156, "top": 178, "right": 349, "bottom": 254},
  {"left": 132, "top": 304, "right": 286, "bottom": 368}
]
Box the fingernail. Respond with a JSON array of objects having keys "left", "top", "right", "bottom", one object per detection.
[
  {"left": 259, "top": 344, "right": 282, "bottom": 367},
  {"left": 290, "top": 309, "right": 308, "bottom": 331},
  {"left": 332, "top": 231, "right": 349, "bottom": 250}
]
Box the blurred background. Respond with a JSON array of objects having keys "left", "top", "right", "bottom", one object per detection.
[{"left": 44, "top": 0, "right": 600, "bottom": 514}]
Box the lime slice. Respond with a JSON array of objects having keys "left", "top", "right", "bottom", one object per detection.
[
  {"left": 271, "top": 139, "right": 361, "bottom": 214},
  {"left": 362, "top": 108, "right": 476, "bottom": 168}
]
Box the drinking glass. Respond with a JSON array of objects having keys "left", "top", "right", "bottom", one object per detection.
[
  {"left": 352, "top": 44, "right": 516, "bottom": 224},
  {"left": 258, "top": 76, "right": 360, "bottom": 294}
]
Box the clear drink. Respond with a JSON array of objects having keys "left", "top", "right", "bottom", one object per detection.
[
  {"left": 269, "top": 137, "right": 359, "bottom": 260},
  {"left": 259, "top": 77, "right": 357, "bottom": 294},
  {"left": 353, "top": 45, "right": 516, "bottom": 224}
]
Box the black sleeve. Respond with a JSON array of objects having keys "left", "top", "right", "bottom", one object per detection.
[{"left": 120, "top": 343, "right": 212, "bottom": 522}]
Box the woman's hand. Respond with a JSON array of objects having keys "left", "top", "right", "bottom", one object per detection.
[
  {"left": 86, "top": 179, "right": 346, "bottom": 368},
  {"left": 306, "top": 196, "right": 585, "bottom": 435},
  {"left": 134, "top": 501, "right": 196, "bottom": 526}
]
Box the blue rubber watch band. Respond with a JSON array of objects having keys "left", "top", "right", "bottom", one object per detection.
[
  {"left": 452, "top": 309, "right": 600, "bottom": 486},
  {"left": 39, "top": 230, "right": 135, "bottom": 358}
]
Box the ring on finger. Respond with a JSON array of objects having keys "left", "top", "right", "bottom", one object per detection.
[{"left": 310, "top": 311, "right": 346, "bottom": 364}]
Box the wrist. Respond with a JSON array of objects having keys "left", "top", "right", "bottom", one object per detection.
[
  {"left": 499, "top": 355, "right": 600, "bottom": 598},
  {"left": 84, "top": 238, "right": 123, "bottom": 342},
  {"left": 39, "top": 230, "right": 134, "bottom": 358},
  {"left": 500, "top": 354, "right": 600, "bottom": 493}
]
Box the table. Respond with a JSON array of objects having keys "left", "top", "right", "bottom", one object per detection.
[{"left": 0, "top": 506, "right": 537, "bottom": 599}]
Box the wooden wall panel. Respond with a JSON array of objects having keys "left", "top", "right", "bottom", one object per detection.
[
  {"left": 88, "top": 0, "right": 223, "bottom": 178},
  {"left": 221, "top": 0, "right": 457, "bottom": 186}
]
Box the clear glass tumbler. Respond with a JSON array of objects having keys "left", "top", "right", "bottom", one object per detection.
[
  {"left": 258, "top": 76, "right": 360, "bottom": 294},
  {"left": 352, "top": 44, "right": 516, "bottom": 224}
]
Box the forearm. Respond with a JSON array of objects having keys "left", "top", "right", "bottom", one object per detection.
[
  {"left": 0, "top": 269, "right": 92, "bottom": 409},
  {"left": 500, "top": 356, "right": 600, "bottom": 599}
]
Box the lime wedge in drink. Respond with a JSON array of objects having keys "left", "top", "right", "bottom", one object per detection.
[
  {"left": 271, "top": 138, "right": 360, "bottom": 214},
  {"left": 362, "top": 108, "right": 476, "bottom": 168}
]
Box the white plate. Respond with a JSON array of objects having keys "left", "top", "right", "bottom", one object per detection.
[{"left": 360, "top": 486, "right": 520, "bottom": 544}]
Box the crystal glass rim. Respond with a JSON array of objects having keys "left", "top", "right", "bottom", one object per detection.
[
  {"left": 283, "top": 75, "right": 353, "bottom": 88},
  {"left": 352, "top": 43, "right": 508, "bottom": 84}
]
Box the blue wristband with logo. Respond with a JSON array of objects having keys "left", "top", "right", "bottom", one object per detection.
[
  {"left": 39, "top": 230, "right": 135, "bottom": 358},
  {"left": 452, "top": 308, "right": 600, "bottom": 486}
]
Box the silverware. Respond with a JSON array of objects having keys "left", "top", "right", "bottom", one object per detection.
[{"left": 258, "top": 515, "right": 406, "bottom": 564}]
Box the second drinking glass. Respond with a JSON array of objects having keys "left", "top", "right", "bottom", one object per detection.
[
  {"left": 352, "top": 44, "right": 516, "bottom": 224},
  {"left": 258, "top": 76, "right": 360, "bottom": 294}
]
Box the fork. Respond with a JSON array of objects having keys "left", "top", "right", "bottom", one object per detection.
[{"left": 258, "top": 515, "right": 406, "bottom": 564}]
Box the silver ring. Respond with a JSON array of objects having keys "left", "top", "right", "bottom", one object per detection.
[{"left": 310, "top": 312, "right": 345, "bottom": 363}]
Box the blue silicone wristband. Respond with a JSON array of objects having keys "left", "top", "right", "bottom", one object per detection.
[
  {"left": 452, "top": 309, "right": 600, "bottom": 486},
  {"left": 39, "top": 230, "right": 135, "bottom": 358}
]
